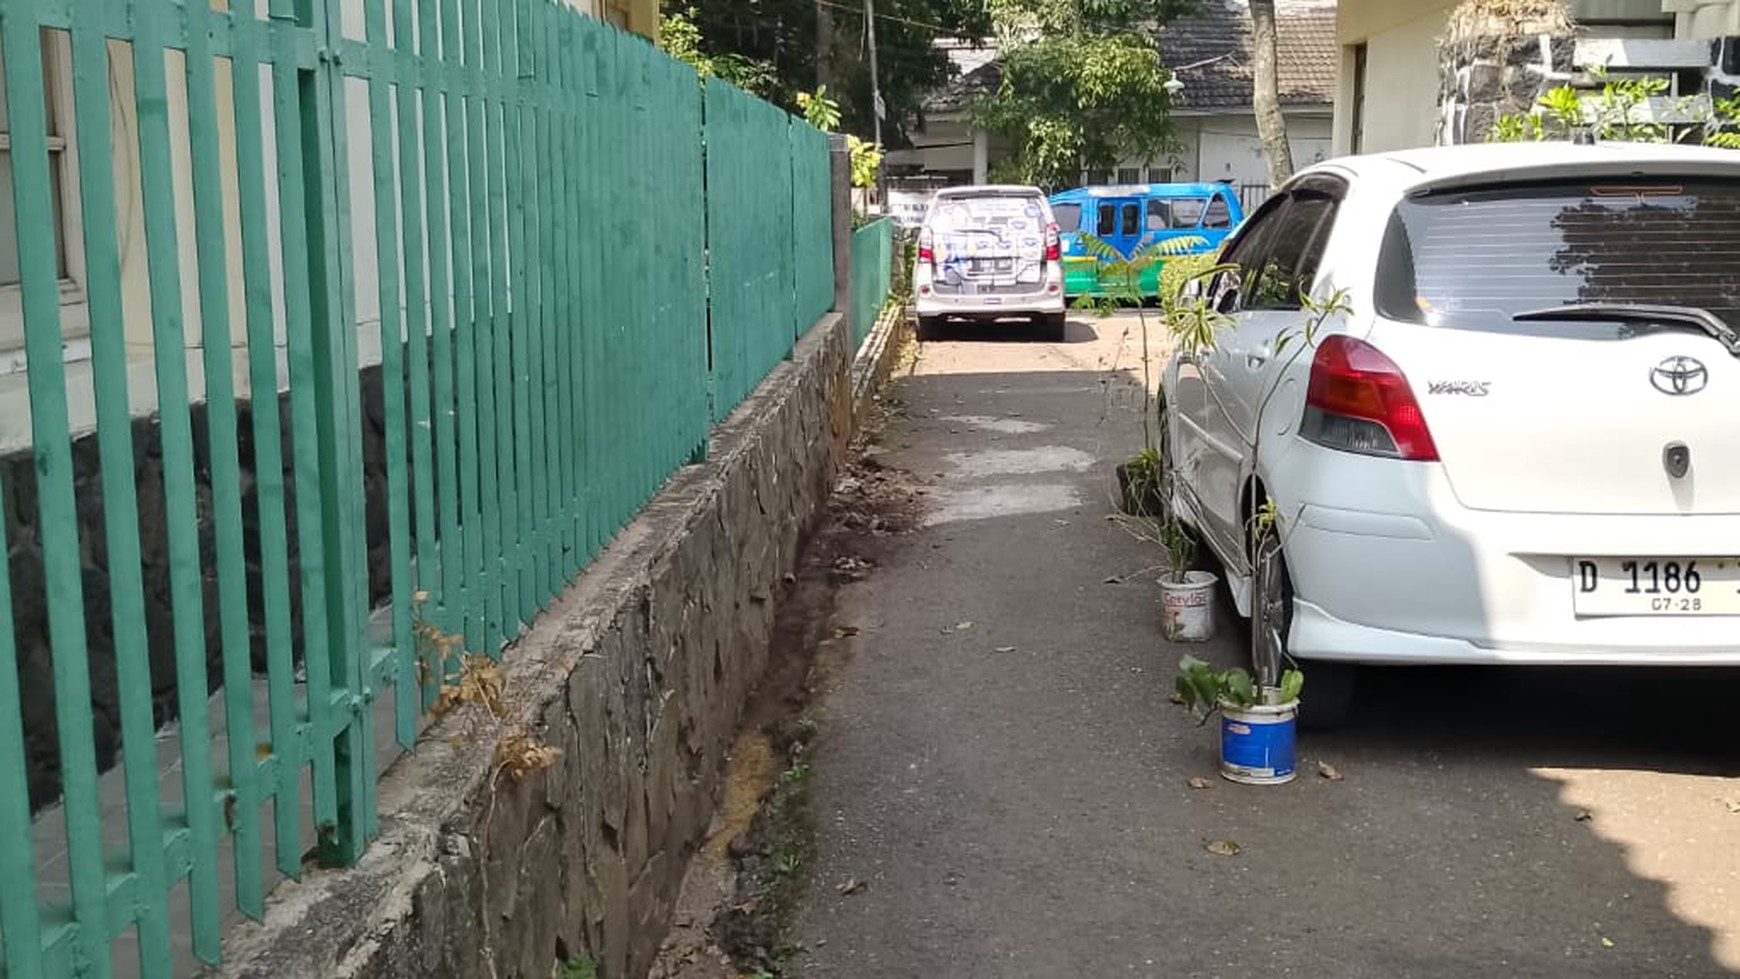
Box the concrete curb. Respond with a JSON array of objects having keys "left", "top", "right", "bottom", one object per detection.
[
  {"left": 213, "top": 313, "right": 854, "bottom": 979},
  {"left": 850, "top": 298, "right": 912, "bottom": 420}
]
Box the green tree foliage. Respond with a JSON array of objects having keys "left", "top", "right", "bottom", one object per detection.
[
  {"left": 972, "top": 0, "right": 1195, "bottom": 189},
  {"left": 661, "top": 0, "right": 992, "bottom": 144}
]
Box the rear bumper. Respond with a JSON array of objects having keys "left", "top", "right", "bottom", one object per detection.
[
  {"left": 915, "top": 288, "right": 1064, "bottom": 318},
  {"left": 1271, "top": 439, "right": 1740, "bottom": 665}
]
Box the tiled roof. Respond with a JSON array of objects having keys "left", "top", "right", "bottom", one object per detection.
[
  {"left": 924, "top": 1, "right": 1337, "bottom": 114},
  {"left": 1161, "top": 0, "right": 1338, "bottom": 111}
]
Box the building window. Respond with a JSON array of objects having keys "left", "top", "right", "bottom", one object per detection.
[
  {"left": 1084, "top": 169, "right": 1111, "bottom": 186},
  {"left": 1351, "top": 42, "right": 1368, "bottom": 155},
  {"left": 1146, "top": 166, "right": 1172, "bottom": 184},
  {"left": 1117, "top": 166, "right": 1142, "bottom": 184},
  {"left": 0, "top": 29, "right": 86, "bottom": 360}
]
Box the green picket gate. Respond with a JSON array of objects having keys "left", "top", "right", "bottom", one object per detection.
[{"left": 0, "top": 0, "right": 834, "bottom": 973}]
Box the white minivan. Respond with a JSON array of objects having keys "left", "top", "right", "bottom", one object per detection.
[{"left": 913, "top": 185, "right": 1068, "bottom": 341}]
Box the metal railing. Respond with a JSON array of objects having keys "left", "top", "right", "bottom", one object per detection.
[{"left": 0, "top": 0, "right": 834, "bottom": 973}]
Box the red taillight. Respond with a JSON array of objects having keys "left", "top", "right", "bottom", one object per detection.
[
  {"left": 1044, "top": 223, "right": 1060, "bottom": 262},
  {"left": 918, "top": 230, "right": 934, "bottom": 264},
  {"left": 1303, "top": 336, "right": 1439, "bottom": 461}
]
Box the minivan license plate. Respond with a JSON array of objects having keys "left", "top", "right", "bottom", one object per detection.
[{"left": 1572, "top": 557, "right": 1740, "bottom": 616}]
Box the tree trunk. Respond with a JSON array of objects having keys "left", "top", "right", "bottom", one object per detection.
[
  {"left": 815, "top": 0, "right": 834, "bottom": 91},
  {"left": 1249, "top": 0, "right": 1294, "bottom": 187}
]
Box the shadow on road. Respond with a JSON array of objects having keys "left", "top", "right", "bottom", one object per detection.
[{"left": 1337, "top": 663, "right": 1740, "bottom": 776}]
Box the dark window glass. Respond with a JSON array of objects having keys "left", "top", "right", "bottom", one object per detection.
[
  {"left": 1120, "top": 202, "right": 1140, "bottom": 236},
  {"left": 1146, "top": 199, "right": 1169, "bottom": 231},
  {"left": 1203, "top": 197, "right": 1232, "bottom": 229},
  {"left": 1053, "top": 202, "right": 1081, "bottom": 232},
  {"left": 1375, "top": 179, "right": 1740, "bottom": 332},
  {"left": 1245, "top": 194, "right": 1335, "bottom": 311},
  {"left": 1118, "top": 166, "right": 1142, "bottom": 184},
  {"left": 1170, "top": 198, "right": 1206, "bottom": 228},
  {"left": 1097, "top": 204, "right": 1117, "bottom": 236}
]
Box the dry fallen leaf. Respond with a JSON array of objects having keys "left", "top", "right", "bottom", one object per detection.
[
  {"left": 1168, "top": 691, "right": 1186, "bottom": 705},
  {"left": 1317, "top": 761, "right": 1344, "bottom": 781},
  {"left": 1601, "top": 937, "right": 1615, "bottom": 948},
  {"left": 994, "top": 645, "right": 1017, "bottom": 653},
  {"left": 955, "top": 621, "right": 974, "bottom": 631},
  {"left": 1575, "top": 809, "right": 1593, "bottom": 822},
  {"left": 837, "top": 877, "right": 866, "bottom": 896},
  {"left": 1723, "top": 798, "right": 1740, "bottom": 814},
  {"left": 1104, "top": 575, "right": 1122, "bottom": 584},
  {"left": 1187, "top": 777, "right": 1211, "bottom": 790},
  {"left": 1205, "top": 840, "right": 1241, "bottom": 856},
  {"left": 834, "top": 625, "right": 861, "bottom": 638}
]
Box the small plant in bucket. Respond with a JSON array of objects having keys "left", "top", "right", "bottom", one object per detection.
[{"left": 1176, "top": 654, "right": 1303, "bottom": 785}]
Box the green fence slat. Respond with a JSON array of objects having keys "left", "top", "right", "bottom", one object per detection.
[
  {"left": 505, "top": 0, "right": 538, "bottom": 624},
  {"left": 184, "top": 0, "right": 267, "bottom": 923},
  {"left": 390, "top": 0, "right": 438, "bottom": 721},
  {"left": 542, "top": 0, "right": 573, "bottom": 583},
  {"left": 483, "top": 0, "right": 517, "bottom": 644},
  {"left": 524, "top": 0, "right": 553, "bottom": 614},
  {"left": 232, "top": 0, "right": 305, "bottom": 881},
  {"left": 132, "top": 0, "right": 225, "bottom": 958},
  {"left": 268, "top": 0, "right": 340, "bottom": 842},
  {"left": 0, "top": 12, "right": 111, "bottom": 970},
  {"left": 443, "top": 0, "right": 483, "bottom": 658},
  {"left": 463, "top": 0, "right": 501, "bottom": 650},
  {"left": 420, "top": 0, "right": 465, "bottom": 700},
  {"left": 0, "top": 477, "right": 41, "bottom": 976},
  {"left": 307, "top": 0, "right": 375, "bottom": 861},
  {"left": 572, "top": 20, "right": 591, "bottom": 560},
  {"left": 63, "top": 10, "right": 175, "bottom": 970},
  {"left": 362, "top": 0, "right": 416, "bottom": 751}
]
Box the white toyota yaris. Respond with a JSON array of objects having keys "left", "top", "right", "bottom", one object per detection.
[{"left": 1161, "top": 141, "right": 1740, "bottom": 726}]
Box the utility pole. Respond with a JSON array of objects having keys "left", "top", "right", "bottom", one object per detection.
[
  {"left": 816, "top": 0, "right": 834, "bottom": 91},
  {"left": 865, "top": 0, "right": 885, "bottom": 205}
]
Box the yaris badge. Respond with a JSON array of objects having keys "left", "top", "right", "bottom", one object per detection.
[{"left": 1650, "top": 356, "right": 1708, "bottom": 396}]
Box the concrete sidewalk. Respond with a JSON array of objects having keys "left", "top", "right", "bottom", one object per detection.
[{"left": 792, "top": 313, "right": 1739, "bottom": 979}]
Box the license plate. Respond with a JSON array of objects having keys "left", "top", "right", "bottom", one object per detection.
[{"left": 1572, "top": 557, "right": 1740, "bottom": 616}]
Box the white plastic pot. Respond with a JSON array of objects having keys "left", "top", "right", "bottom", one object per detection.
[{"left": 1159, "top": 570, "right": 1217, "bottom": 642}]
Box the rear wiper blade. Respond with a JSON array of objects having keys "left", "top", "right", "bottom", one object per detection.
[{"left": 1512, "top": 302, "right": 1740, "bottom": 356}]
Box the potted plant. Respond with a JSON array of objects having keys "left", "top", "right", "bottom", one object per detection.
[
  {"left": 1087, "top": 240, "right": 1238, "bottom": 641},
  {"left": 1175, "top": 654, "right": 1303, "bottom": 785}
]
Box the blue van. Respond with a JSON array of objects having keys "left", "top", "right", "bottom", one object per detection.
[{"left": 1048, "top": 183, "right": 1245, "bottom": 298}]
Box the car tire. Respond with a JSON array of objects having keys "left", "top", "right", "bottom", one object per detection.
[
  {"left": 916, "top": 315, "right": 942, "bottom": 341},
  {"left": 1039, "top": 312, "right": 1067, "bottom": 342},
  {"left": 1250, "top": 513, "right": 1355, "bottom": 730}
]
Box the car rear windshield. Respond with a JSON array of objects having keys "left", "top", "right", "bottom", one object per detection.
[
  {"left": 1374, "top": 178, "right": 1740, "bottom": 332},
  {"left": 928, "top": 193, "right": 1047, "bottom": 235}
]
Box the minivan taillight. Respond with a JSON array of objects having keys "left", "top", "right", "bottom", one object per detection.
[
  {"left": 1045, "top": 223, "right": 1060, "bottom": 262},
  {"left": 1302, "top": 336, "right": 1439, "bottom": 461},
  {"left": 918, "top": 229, "right": 934, "bottom": 264}
]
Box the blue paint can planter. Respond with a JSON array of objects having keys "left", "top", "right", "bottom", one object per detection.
[{"left": 1219, "top": 700, "right": 1297, "bottom": 784}]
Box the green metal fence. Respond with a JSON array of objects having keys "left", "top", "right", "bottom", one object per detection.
[
  {"left": 851, "top": 218, "right": 896, "bottom": 348},
  {"left": 0, "top": 0, "right": 834, "bottom": 973}
]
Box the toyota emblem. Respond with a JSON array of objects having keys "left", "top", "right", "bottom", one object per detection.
[{"left": 1650, "top": 356, "right": 1708, "bottom": 396}]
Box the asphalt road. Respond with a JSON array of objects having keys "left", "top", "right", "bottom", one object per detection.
[{"left": 793, "top": 311, "right": 1740, "bottom": 979}]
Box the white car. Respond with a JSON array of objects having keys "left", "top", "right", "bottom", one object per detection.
[
  {"left": 1161, "top": 141, "right": 1740, "bottom": 726},
  {"left": 914, "top": 185, "right": 1068, "bottom": 341}
]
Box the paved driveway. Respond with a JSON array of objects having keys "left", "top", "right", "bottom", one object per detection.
[{"left": 793, "top": 312, "right": 1740, "bottom": 979}]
